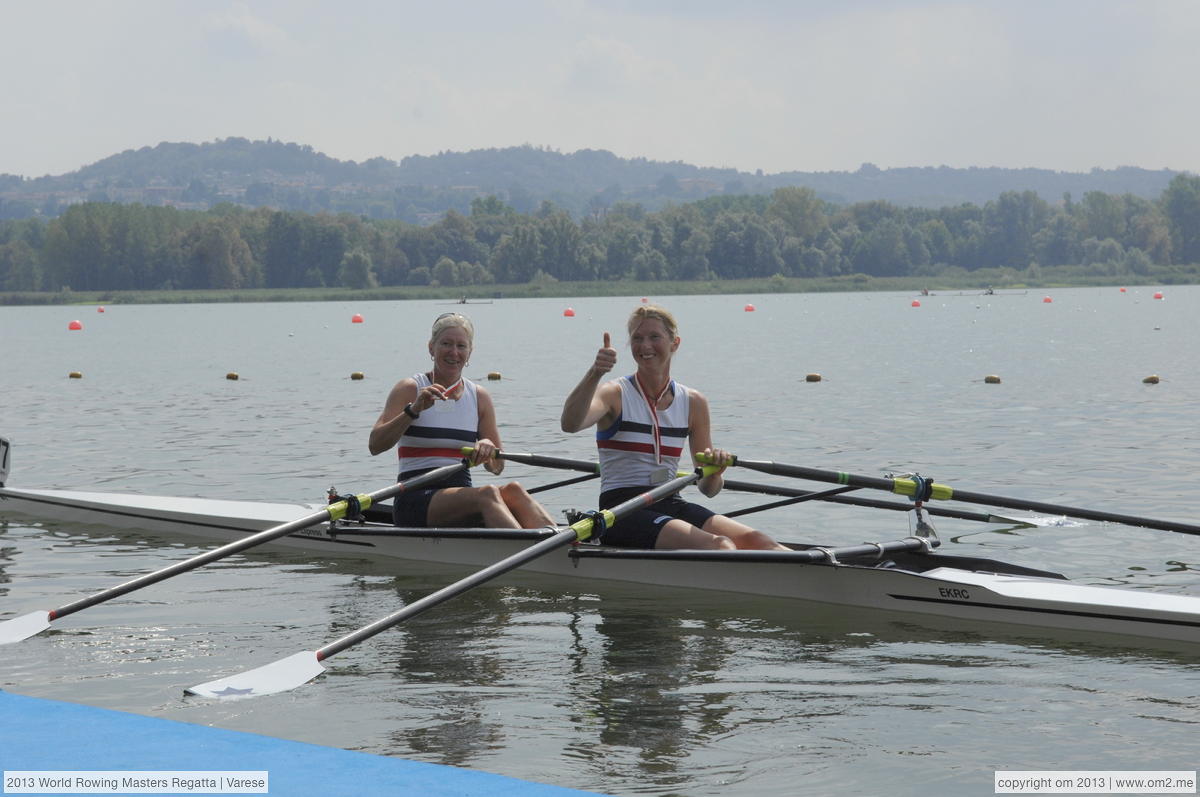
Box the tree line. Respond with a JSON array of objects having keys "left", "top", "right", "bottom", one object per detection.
[{"left": 2, "top": 175, "right": 1199, "bottom": 294}]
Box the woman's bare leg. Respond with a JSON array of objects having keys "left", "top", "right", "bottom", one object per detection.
[
  {"left": 426, "top": 485, "right": 521, "bottom": 528},
  {"left": 499, "top": 481, "right": 556, "bottom": 528},
  {"left": 702, "top": 515, "right": 789, "bottom": 551},
  {"left": 654, "top": 518, "right": 735, "bottom": 550}
]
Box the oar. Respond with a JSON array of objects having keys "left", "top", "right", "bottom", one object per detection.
[
  {"left": 493, "top": 450, "right": 599, "bottom": 474},
  {"left": 495, "top": 450, "right": 1030, "bottom": 525},
  {"left": 528, "top": 473, "right": 599, "bottom": 495},
  {"left": 703, "top": 454, "right": 1200, "bottom": 537},
  {"left": 466, "top": 448, "right": 600, "bottom": 494},
  {"left": 721, "top": 479, "right": 1034, "bottom": 526},
  {"left": 725, "top": 485, "right": 860, "bottom": 518},
  {"left": 184, "top": 468, "right": 711, "bottom": 699},
  {"left": 0, "top": 463, "right": 469, "bottom": 645}
]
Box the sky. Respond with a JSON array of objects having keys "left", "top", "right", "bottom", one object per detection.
[{"left": 2, "top": 0, "right": 1198, "bottom": 179}]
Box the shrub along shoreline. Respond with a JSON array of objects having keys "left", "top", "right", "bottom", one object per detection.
[{"left": 2, "top": 266, "right": 1197, "bottom": 306}]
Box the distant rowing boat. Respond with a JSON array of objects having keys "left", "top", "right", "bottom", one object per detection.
[{"left": 918, "top": 290, "right": 1029, "bottom": 297}]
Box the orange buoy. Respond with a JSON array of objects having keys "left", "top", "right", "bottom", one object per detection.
[
  {"left": 641, "top": 297, "right": 648, "bottom": 303},
  {"left": 1153, "top": 291, "right": 1164, "bottom": 300},
  {"left": 97, "top": 306, "right": 105, "bottom": 313},
  {"left": 351, "top": 313, "right": 364, "bottom": 323},
  {"left": 68, "top": 320, "right": 83, "bottom": 330},
  {"left": 563, "top": 307, "right": 576, "bottom": 317},
  {"left": 1119, "top": 287, "right": 1127, "bottom": 293},
  {"left": 911, "top": 300, "right": 921, "bottom": 307},
  {"left": 744, "top": 304, "right": 756, "bottom": 312},
  {"left": 1042, "top": 296, "right": 1053, "bottom": 303}
]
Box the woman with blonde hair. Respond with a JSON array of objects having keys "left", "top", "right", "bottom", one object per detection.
[
  {"left": 370, "top": 312, "right": 553, "bottom": 529},
  {"left": 560, "top": 305, "right": 787, "bottom": 550}
]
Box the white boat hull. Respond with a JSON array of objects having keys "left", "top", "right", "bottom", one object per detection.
[{"left": 3, "top": 486, "right": 1200, "bottom": 646}]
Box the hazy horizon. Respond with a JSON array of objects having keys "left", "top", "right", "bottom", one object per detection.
[{"left": 4, "top": 1, "right": 1198, "bottom": 179}]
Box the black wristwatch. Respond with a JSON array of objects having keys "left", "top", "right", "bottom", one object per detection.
[{"left": 403, "top": 403, "right": 420, "bottom": 419}]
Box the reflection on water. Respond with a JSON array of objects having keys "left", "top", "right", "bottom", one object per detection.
[
  {"left": 570, "top": 602, "right": 735, "bottom": 783},
  {"left": 379, "top": 589, "right": 511, "bottom": 767}
]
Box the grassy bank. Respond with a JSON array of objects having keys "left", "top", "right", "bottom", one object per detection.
[{"left": 3, "top": 265, "right": 1198, "bottom": 306}]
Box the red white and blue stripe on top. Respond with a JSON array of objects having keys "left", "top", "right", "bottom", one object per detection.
[
  {"left": 596, "top": 375, "right": 691, "bottom": 492},
  {"left": 398, "top": 373, "right": 479, "bottom": 473}
]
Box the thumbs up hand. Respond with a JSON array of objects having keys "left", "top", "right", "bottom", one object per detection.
[{"left": 593, "top": 331, "right": 617, "bottom": 375}]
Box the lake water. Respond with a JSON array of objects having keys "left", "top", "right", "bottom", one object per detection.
[{"left": 2, "top": 288, "right": 1199, "bottom": 796}]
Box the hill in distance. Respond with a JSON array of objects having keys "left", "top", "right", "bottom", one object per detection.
[{"left": 0, "top": 137, "right": 1187, "bottom": 222}]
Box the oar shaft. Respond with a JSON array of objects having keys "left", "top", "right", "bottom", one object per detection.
[
  {"left": 722, "top": 456, "right": 1200, "bottom": 537},
  {"left": 318, "top": 527, "right": 578, "bottom": 659},
  {"left": 315, "top": 470, "right": 705, "bottom": 662},
  {"left": 484, "top": 449, "right": 1024, "bottom": 525},
  {"left": 50, "top": 463, "right": 468, "bottom": 620},
  {"left": 493, "top": 450, "right": 598, "bottom": 474},
  {"left": 725, "top": 485, "right": 859, "bottom": 518},
  {"left": 721, "top": 479, "right": 1023, "bottom": 525},
  {"left": 942, "top": 487, "right": 1200, "bottom": 536},
  {"left": 725, "top": 458, "right": 899, "bottom": 493},
  {"left": 528, "top": 473, "right": 599, "bottom": 495}
]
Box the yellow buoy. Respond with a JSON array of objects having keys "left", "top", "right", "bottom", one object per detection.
[
  {"left": 350, "top": 372, "right": 364, "bottom": 380},
  {"left": 226, "top": 372, "right": 240, "bottom": 381},
  {"left": 805, "top": 373, "right": 822, "bottom": 382},
  {"left": 68, "top": 371, "right": 83, "bottom": 379},
  {"left": 1143, "top": 375, "right": 1160, "bottom": 384},
  {"left": 487, "top": 372, "right": 502, "bottom": 381},
  {"left": 984, "top": 375, "right": 1002, "bottom": 384}
]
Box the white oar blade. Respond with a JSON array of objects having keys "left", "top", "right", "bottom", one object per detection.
[
  {"left": 1020, "top": 515, "right": 1080, "bottom": 528},
  {"left": 0, "top": 611, "right": 52, "bottom": 645},
  {"left": 185, "top": 651, "right": 324, "bottom": 699}
]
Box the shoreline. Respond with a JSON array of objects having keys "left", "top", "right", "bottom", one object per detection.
[{"left": 2, "top": 269, "right": 1196, "bottom": 306}]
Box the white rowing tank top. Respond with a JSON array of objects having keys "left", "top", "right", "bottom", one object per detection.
[
  {"left": 596, "top": 375, "right": 691, "bottom": 492},
  {"left": 397, "top": 373, "right": 479, "bottom": 475}
]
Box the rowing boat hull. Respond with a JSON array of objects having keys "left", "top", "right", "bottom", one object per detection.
[{"left": 3, "top": 486, "right": 1200, "bottom": 645}]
